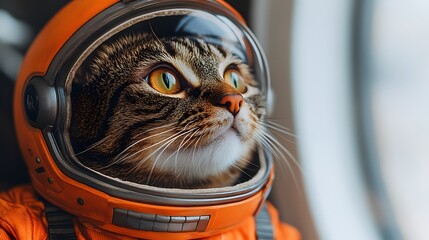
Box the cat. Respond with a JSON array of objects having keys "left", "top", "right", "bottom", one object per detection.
[{"left": 69, "top": 33, "right": 267, "bottom": 189}]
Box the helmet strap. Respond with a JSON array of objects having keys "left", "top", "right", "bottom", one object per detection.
[
  {"left": 255, "top": 202, "right": 274, "bottom": 240},
  {"left": 42, "top": 198, "right": 77, "bottom": 240}
]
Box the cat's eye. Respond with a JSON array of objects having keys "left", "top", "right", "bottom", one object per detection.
[
  {"left": 147, "top": 67, "right": 181, "bottom": 94},
  {"left": 224, "top": 69, "right": 247, "bottom": 93}
]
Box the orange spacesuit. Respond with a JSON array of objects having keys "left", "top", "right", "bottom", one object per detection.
[
  {"left": 0, "top": 185, "right": 299, "bottom": 240},
  {"left": 5, "top": 0, "right": 300, "bottom": 239}
]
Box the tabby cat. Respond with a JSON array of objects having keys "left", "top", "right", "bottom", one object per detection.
[{"left": 69, "top": 33, "right": 267, "bottom": 189}]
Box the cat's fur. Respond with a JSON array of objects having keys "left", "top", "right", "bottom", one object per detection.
[{"left": 69, "top": 33, "right": 266, "bottom": 189}]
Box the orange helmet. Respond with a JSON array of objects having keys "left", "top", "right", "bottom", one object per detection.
[{"left": 14, "top": 0, "right": 273, "bottom": 239}]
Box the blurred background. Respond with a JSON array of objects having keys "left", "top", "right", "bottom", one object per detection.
[{"left": 1, "top": 0, "right": 428, "bottom": 239}]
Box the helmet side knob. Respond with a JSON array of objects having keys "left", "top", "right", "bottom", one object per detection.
[
  {"left": 24, "top": 84, "right": 39, "bottom": 122},
  {"left": 24, "top": 77, "right": 57, "bottom": 129}
]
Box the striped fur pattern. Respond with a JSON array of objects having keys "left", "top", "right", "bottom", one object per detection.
[{"left": 69, "top": 33, "right": 266, "bottom": 188}]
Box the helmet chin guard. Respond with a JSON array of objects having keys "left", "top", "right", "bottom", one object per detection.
[{"left": 14, "top": 0, "right": 273, "bottom": 238}]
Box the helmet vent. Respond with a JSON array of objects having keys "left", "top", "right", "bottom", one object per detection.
[{"left": 112, "top": 208, "right": 210, "bottom": 232}]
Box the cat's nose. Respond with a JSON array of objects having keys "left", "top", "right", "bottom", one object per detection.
[{"left": 219, "top": 94, "right": 244, "bottom": 116}]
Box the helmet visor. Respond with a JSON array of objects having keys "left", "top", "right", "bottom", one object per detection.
[{"left": 46, "top": 1, "right": 271, "bottom": 206}]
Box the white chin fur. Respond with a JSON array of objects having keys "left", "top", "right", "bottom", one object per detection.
[
  {"left": 152, "top": 104, "right": 255, "bottom": 180},
  {"left": 153, "top": 130, "right": 249, "bottom": 180}
]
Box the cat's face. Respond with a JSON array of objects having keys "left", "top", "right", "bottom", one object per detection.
[{"left": 69, "top": 34, "right": 266, "bottom": 188}]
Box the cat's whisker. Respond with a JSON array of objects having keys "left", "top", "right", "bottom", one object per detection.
[
  {"left": 255, "top": 134, "right": 282, "bottom": 164},
  {"left": 256, "top": 138, "right": 298, "bottom": 187},
  {"left": 253, "top": 133, "right": 280, "bottom": 160},
  {"left": 107, "top": 131, "right": 176, "bottom": 168},
  {"left": 182, "top": 130, "right": 201, "bottom": 149},
  {"left": 77, "top": 122, "right": 177, "bottom": 157},
  {"left": 262, "top": 132, "right": 301, "bottom": 173},
  {"left": 130, "top": 131, "right": 186, "bottom": 175},
  {"left": 256, "top": 133, "right": 289, "bottom": 169},
  {"left": 239, "top": 157, "right": 259, "bottom": 168},
  {"left": 113, "top": 122, "right": 179, "bottom": 162},
  {"left": 114, "top": 119, "right": 198, "bottom": 163},
  {"left": 146, "top": 128, "right": 197, "bottom": 184},
  {"left": 259, "top": 121, "right": 296, "bottom": 139},
  {"left": 173, "top": 128, "right": 201, "bottom": 173},
  {"left": 255, "top": 131, "right": 302, "bottom": 189},
  {"left": 191, "top": 135, "right": 203, "bottom": 173},
  {"left": 265, "top": 120, "right": 297, "bottom": 137},
  {"left": 163, "top": 129, "right": 203, "bottom": 176},
  {"left": 157, "top": 128, "right": 199, "bottom": 171},
  {"left": 98, "top": 127, "right": 190, "bottom": 170},
  {"left": 74, "top": 138, "right": 107, "bottom": 156},
  {"left": 149, "top": 21, "right": 163, "bottom": 46},
  {"left": 141, "top": 128, "right": 197, "bottom": 175},
  {"left": 258, "top": 121, "right": 296, "bottom": 145},
  {"left": 256, "top": 120, "right": 303, "bottom": 175},
  {"left": 122, "top": 129, "right": 189, "bottom": 165},
  {"left": 231, "top": 162, "right": 252, "bottom": 179},
  {"left": 161, "top": 121, "right": 201, "bottom": 173},
  {"left": 97, "top": 126, "right": 175, "bottom": 167},
  {"left": 223, "top": 166, "right": 238, "bottom": 180}
]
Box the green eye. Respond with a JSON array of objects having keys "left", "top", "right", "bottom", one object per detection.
[
  {"left": 224, "top": 69, "right": 246, "bottom": 93},
  {"left": 148, "top": 67, "right": 181, "bottom": 94}
]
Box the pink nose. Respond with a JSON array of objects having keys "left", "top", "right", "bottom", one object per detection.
[{"left": 219, "top": 94, "right": 244, "bottom": 116}]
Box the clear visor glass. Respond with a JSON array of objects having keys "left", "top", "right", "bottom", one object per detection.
[{"left": 49, "top": 5, "right": 271, "bottom": 205}]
